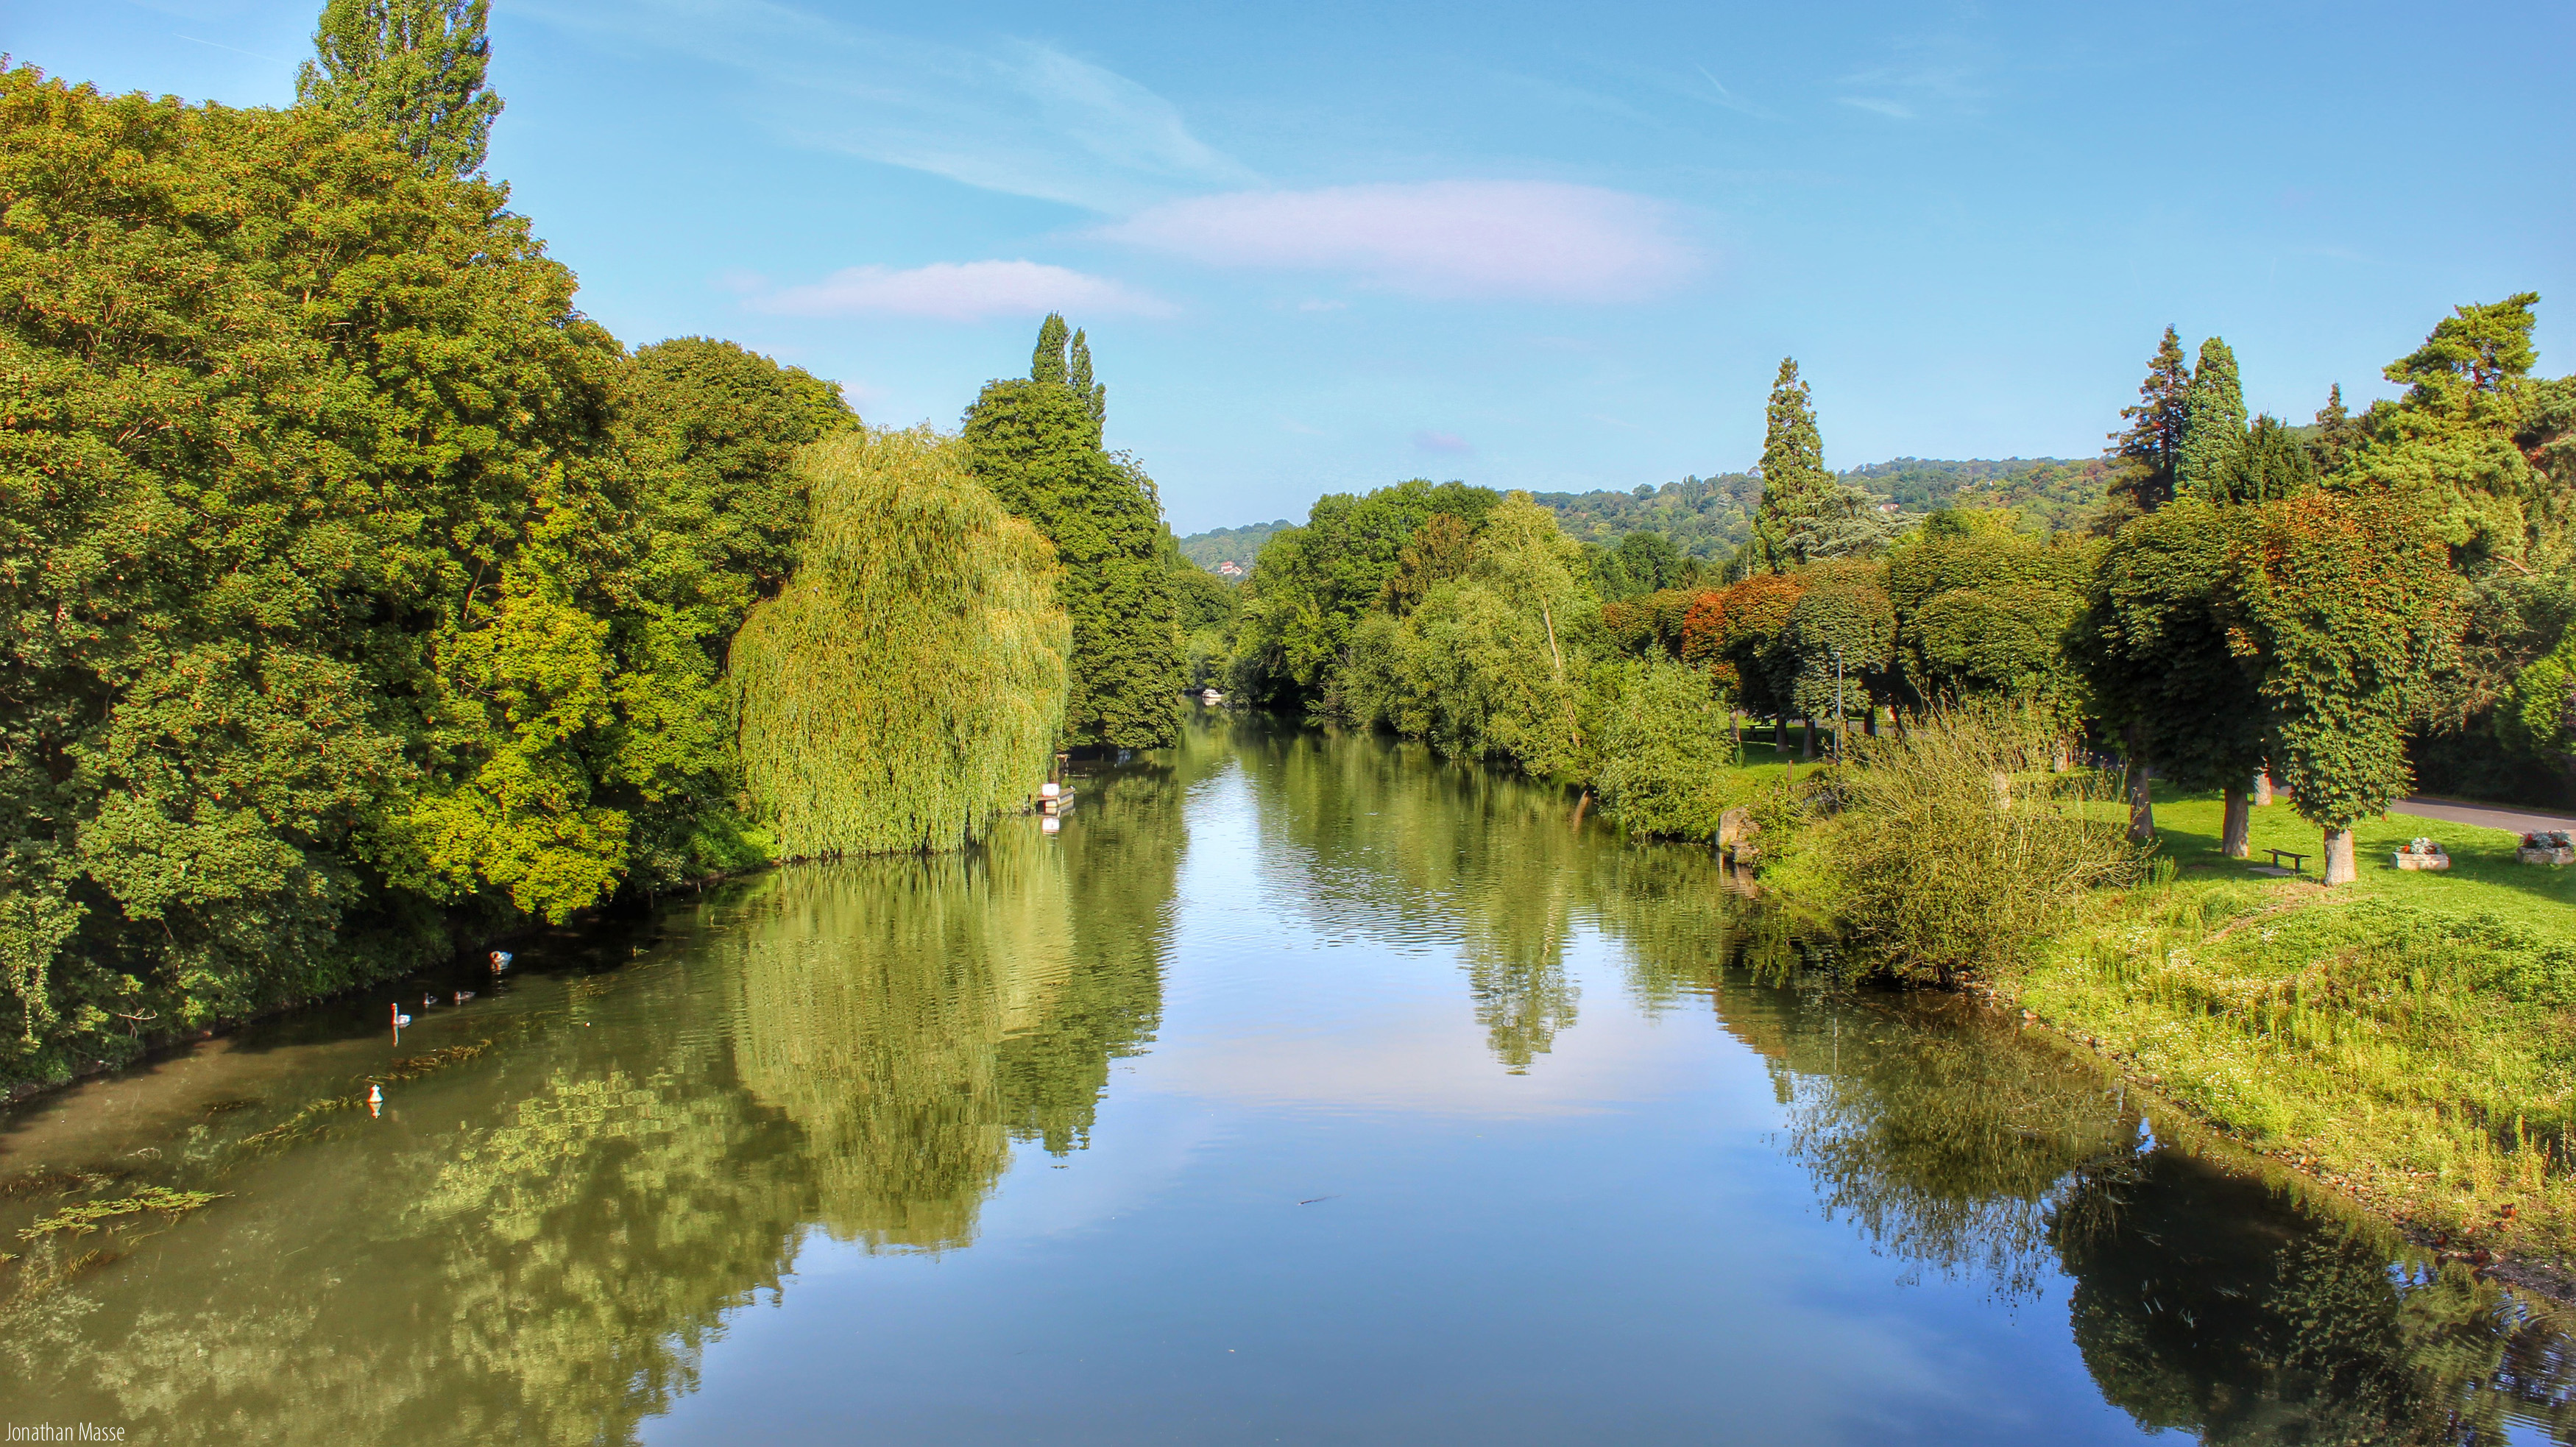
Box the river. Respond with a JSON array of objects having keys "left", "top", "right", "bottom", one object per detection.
[{"left": 3, "top": 710, "right": 2572, "bottom": 1444}]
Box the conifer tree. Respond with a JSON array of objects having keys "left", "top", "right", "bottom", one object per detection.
[
  {"left": 2176, "top": 336, "right": 2247, "bottom": 497},
  {"left": 295, "top": 0, "right": 502, "bottom": 177},
  {"left": 2310, "top": 383, "right": 2358, "bottom": 474},
  {"left": 2108, "top": 327, "right": 2191, "bottom": 513},
  {"left": 1745, "top": 358, "right": 1837, "bottom": 574}
]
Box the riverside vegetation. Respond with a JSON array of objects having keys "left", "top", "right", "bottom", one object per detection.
[{"left": 8, "top": 0, "right": 2576, "bottom": 1298}]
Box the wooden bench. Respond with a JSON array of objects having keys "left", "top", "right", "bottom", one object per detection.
[{"left": 2265, "top": 849, "right": 2308, "bottom": 873}]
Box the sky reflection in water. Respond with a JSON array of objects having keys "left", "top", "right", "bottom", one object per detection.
[{"left": 2, "top": 712, "right": 2571, "bottom": 1445}]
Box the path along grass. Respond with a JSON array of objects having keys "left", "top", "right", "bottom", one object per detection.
[{"left": 2013, "top": 785, "right": 2576, "bottom": 1269}]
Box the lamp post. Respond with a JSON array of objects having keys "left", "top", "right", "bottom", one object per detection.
[{"left": 1831, "top": 645, "right": 1846, "bottom": 764}]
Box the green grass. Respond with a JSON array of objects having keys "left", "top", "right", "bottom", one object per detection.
[{"left": 2014, "top": 785, "right": 2576, "bottom": 1268}]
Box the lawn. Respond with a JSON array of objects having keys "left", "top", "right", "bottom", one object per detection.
[{"left": 2015, "top": 784, "right": 2576, "bottom": 1272}]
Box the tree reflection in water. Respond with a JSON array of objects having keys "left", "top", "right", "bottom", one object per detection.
[{"left": 0, "top": 743, "right": 1191, "bottom": 1440}]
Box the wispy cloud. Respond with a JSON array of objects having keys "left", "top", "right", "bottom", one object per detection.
[
  {"left": 516, "top": 0, "right": 1253, "bottom": 211},
  {"left": 751, "top": 261, "right": 1173, "bottom": 322},
  {"left": 1835, "top": 38, "right": 1990, "bottom": 122},
  {"left": 1413, "top": 430, "right": 1475, "bottom": 455},
  {"left": 1098, "top": 181, "right": 1697, "bottom": 303},
  {"left": 1694, "top": 66, "right": 1778, "bottom": 121},
  {"left": 1836, "top": 96, "right": 1916, "bottom": 120}
]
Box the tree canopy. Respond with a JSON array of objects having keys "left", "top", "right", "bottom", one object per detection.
[{"left": 295, "top": 0, "right": 502, "bottom": 177}]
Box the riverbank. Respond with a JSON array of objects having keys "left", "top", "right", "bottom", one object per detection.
[
  {"left": 1717, "top": 746, "right": 2576, "bottom": 1291},
  {"left": 2012, "top": 788, "right": 2576, "bottom": 1289}
]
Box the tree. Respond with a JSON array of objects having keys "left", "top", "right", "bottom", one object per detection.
[
  {"left": 963, "top": 319, "right": 1181, "bottom": 751},
  {"left": 2212, "top": 415, "right": 2316, "bottom": 506},
  {"left": 2310, "top": 383, "right": 2359, "bottom": 475},
  {"left": 1782, "top": 562, "right": 1896, "bottom": 751},
  {"left": 1337, "top": 495, "right": 1596, "bottom": 778},
  {"left": 2175, "top": 336, "right": 2246, "bottom": 498},
  {"left": 1231, "top": 479, "right": 1500, "bottom": 710},
  {"left": 0, "top": 66, "right": 642, "bottom": 1081},
  {"left": 609, "top": 338, "right": 855, "bottom": 888},
  {"left": 2109, "top": 327, "right": 2192, "bottom": 514},
  {"left": 1068, "top": 328, "right": 1107, "bottom": 440},
  {"left": 1744, "top": 358, "right": 1841, "bottom": 573},
  {"left": 2344, "top": 294, "right": 2554, "bottom": 571},
  {"left": 295, "top": 0, "right": 502, "bottom": 177},
  {"left": 2081, "top": 498, "right": 2271, "bottom": 853},
  {"left": 731, "top": 428, "right": 1069, "bottom": 857},
  {"left": 2223, "top": 488, "right": 2463, "bottom": 884}
]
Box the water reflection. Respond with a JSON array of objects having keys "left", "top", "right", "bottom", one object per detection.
[{"left": 0, "top": 713, "right": 2570, "bottom": 1444}]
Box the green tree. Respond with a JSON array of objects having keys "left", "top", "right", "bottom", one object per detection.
[
  {"left": 963, "top": 319, "right": 1180, "bottom": 750},
  {"left": 1744, "top": 358, "right": 1840, "bottom": 573},
  {"left": 2223, "top": 488, "right": 2463, "bottom": 883},
  {"left": 730, "top": 428, "right": 1069, "bottom": 857},
  {"left": 2310, "top": 383, "right": 2360, "bottom": 475},
  {"left": 1068, "top": 328, "right": 1106, "bottom": 440},
  {"left": 2175, "top": 336, "right": 2246, "bottom": 498},
  {"left": 1231, "top": 479, "right": 1500, "bottom": 710},
  {"left": 1781, "top": 562, "right": 1896, "bottom": 749},
  {"left": 2345, "top": 293, "right": 2556, "bottom": 571},
  {"left": 2109, "top": 326, "right": 2192, "bottom": 514},
  {"left": 2212, "top": 415, "right": 2317, "bottom": 506},
  {"left": 295, "top": 0, "right": 503, "bottom": 177},
  {"left": 2081, "top": 498, "right": 2272, "bottom": 852},
  {"left": 0, "top": 67, "right": 635, "bottom": 1083}
]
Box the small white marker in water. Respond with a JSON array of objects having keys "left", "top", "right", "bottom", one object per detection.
[{"left": 367, "top": 1084, "right": 383, "bottom": 1118}]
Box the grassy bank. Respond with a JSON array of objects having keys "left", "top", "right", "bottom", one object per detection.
[
  {"left": 2009, "top": 788, "right": 2576, "bottom": 1277},
  {"left": 1711, "top": 737, "right": 2576, "bottom": 1281}
]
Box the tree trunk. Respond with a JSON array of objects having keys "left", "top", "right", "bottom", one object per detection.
[
  {"left": 2221, "top": 786, "right": 2251, "bottom": 859},
  {"left": 2323, "top": 826, "right": 2357, "bottom": 885},
  {"left": 1774, "top": 716, "right": 1785, "bottom": 751},
  {"left": 2124, "top": 724, "right": 2154, "bottom": 842},
  {"left": 1729, "top": 712, "right": 1741, "bottom": 755},
  {"left": 2254, "top": 768, "right": 2274, "bottom": 807},
  {"left": 1864, "top": 707, "right": 1879, "bottom": 737},
  {"left": 1800, "top": 718, "right": 1814, "bottom": 760}
]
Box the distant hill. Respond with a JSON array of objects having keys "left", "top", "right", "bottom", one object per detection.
[
  {"left": 1177, "top": 520, "right": 1292, "bottom": 573},
  {"left": 1195, "top": 459, "right": 2110, "bottom": 574}
]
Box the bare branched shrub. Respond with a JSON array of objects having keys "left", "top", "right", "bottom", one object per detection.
[{"left": 1825, "top": 702, "right": 2145, "bottom": 986}]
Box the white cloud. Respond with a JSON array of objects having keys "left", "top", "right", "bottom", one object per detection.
[
  {"left": 516, "top": 0, "right": 1254, "bottom": 211},
  {"left": 1097, "top": 181, "right": 1698, "bottom": 302},
  {"left": 1413, "top": 430, "right": 1475, "bottom": 455},
  {"left": 752, "top": 261, "right": 1173, "bottom": 322}
]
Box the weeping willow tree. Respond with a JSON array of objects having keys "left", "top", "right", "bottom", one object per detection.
[{"left": 732, "top": 428, "right": 1070, "bottom": 857}]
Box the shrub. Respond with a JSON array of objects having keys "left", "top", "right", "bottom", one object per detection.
[{"left": 1824, "top": 704, "right": 2144, "bottom": 985}]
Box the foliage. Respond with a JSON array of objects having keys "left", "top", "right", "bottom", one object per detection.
[
  {"left": 962, "top": 325, "right": 1178, "bottom": 750},
  {"left": 295, "top": 0, "right": 501, "bottom": 177},
  {"left": 2081, "top": 497, "right": 2268, "bottom": 794},
  {"left": 1681, "top": 572, "right": 1807, "bottom": 715},
  {"left": 1230, "top": 478, "right": 1499, "bottom": 710},
  {"left": 2223, "top": 487, "right": 2463, "bottom": 835},
  {"left": 1741, "top": 358, "right": 1897, "bottom": 573},
  {"left": 2206, "top": 414, "right": 2316, "bottom": 505},
  {"left": 1599, "top": 584, "right": 1703, "bottom": 661},
  {"left": 1889, "top": 510, "right": 2093, "bottom": 713},
  {"left": 1589, "top": 659, "right": 1733, "bottom": 838},
  {"left": 1588, "top": 528, "right": 1693, "bottom": 600},
  {"left": 1174, "top": 518, "right": 1291, "bottom": 571},
  {"left": 1822, "top": 704, "right": 2144, "bottom": 986},
  {"left": 1780, "top": 561, "right": 1895, "bottom": 724},
  {"left": 0, "top": 66, "right": 696, "bottom": 1083},
  {"left": 731, "top": 428, "right": 1068, "bottom": 857},
  {"left": 2173, "top": 336, "right": 2246, "bottom": 498},
  {"left": 1336, "top": 495, "right": 1596, "bottom": 777},
  {"left": 2109, "top": 325, "right": 2192, "bottom": 514},
  {"left": 1169, "top": 546, "right": 1238, "bottom": 690}
]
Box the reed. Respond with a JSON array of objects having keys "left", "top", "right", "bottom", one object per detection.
[{"left": 731, "top": 428, "right": 1071, "bottom": 858}]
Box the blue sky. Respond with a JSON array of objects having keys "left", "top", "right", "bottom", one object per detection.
[{"left": 20, "top": 1, "right": 2575, "bottom": 531}]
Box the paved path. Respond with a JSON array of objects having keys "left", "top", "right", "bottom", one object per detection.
[{"left": 2391, "top": 794, "right": 2576, "bottom": 837}]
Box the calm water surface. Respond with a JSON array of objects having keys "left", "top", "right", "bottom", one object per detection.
[{"left": 5, "top": 712, "right": 2573, "bottom": 1444}]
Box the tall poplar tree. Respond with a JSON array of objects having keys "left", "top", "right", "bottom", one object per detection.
[
  {"left": 1744, "top": 358, "right": 1837, "bottom": 574},
  {"left": 2175, "top": 336, "right": 2247, "bottom": 497},
  {"left": 2108, "top": 327, "right": 2192, "bottom": 513},
  {"left": 295, "top": 0, "right": 502, "bottom": 177},
  {"left": 965, "top": 319, "right": 1181, "bottom": 751},
  {"left": 1068, "top": 328, "right": 1107, "bottom": 442}
]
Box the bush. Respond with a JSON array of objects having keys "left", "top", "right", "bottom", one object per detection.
[
  {"left": 1824, "top": 704, "right": 2143, "bottom": 985},
  {"left": 1591, "top": 659, "right": 1733, "bottom": 838}
]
